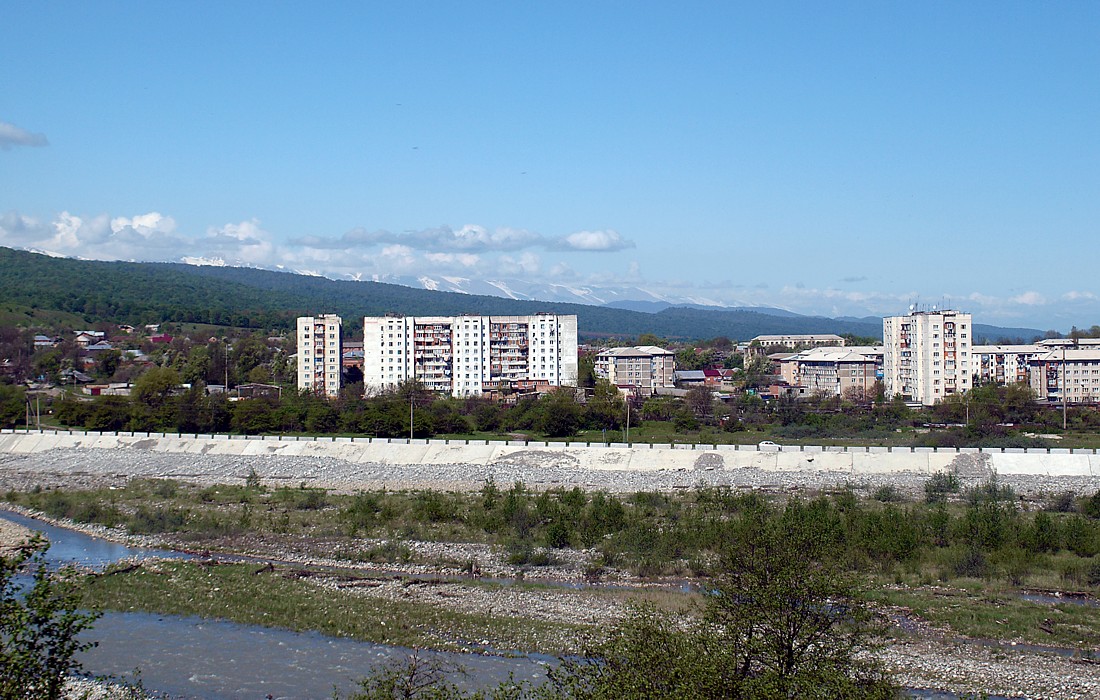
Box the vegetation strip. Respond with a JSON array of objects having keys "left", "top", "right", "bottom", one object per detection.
[{"left": 80, "top": 559, "right": 593, "bottom": 655}]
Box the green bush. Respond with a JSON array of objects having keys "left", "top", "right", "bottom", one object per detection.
[{"left": 0, "top": 539, "right": 100, "bottom": 699}]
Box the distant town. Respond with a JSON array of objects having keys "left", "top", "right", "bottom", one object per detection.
[{"left": 8, "top": 305, "right": 1100, "bottom": 416}]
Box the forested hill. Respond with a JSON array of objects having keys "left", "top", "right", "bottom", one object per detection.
[{"left": 0, "top": 246, "right": 1039, "bottom": 341}]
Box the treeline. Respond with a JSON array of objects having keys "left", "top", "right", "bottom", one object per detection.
[
  {"left": 17, "top": 476, "right": 1100, "bottom": 587},
  {"left": 28, "top": 377, "right": 1100, "bottom": 447},
  {"left": 1, "top": 246, "right": 909, "bottom": 339}
]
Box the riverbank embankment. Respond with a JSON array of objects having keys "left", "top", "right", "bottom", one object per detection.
[{"left": 1, "top": 429, "right": 1099, "bottom": 497}]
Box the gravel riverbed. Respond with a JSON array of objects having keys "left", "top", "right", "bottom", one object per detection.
[{"left": 3, "top": 445, "right": 1100, "bottom": 699}]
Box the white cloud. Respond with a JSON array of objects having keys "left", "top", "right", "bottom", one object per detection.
[
  {"left": 293, "top": 224, "right": 635, "bottom": 255},
  {"left": 0, "top": 211, "right": 49, "bottom": 244},
  {"left": 555, "top": 229, "right": 634, "bottom": 252},
  {"left": 424, "top": 252, "right": 480, "bottom": 267},
  {"left": 199, "top": 219, "right": 277, "bottom": 266},
  {"left": 1011, "top": 291, "right": 1046, "bottom": 306},
  {"left": 111, "top": 212, "right": 177, "bottom": 238},
  {"left": 0, "top": 121, "right": 48, "bottom": 150},
  {"left": 1064, "top": 291, "right": 1098, "bottom": 302}
]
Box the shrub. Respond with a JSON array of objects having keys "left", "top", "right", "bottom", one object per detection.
[
  {"left": 0, "top": 538, "right": 100, "bottom": 699},
  {"left": 924, "top": 471, "right": 959, "bottom": 503}
]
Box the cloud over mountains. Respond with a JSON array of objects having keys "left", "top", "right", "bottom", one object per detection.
[{"left": 0, "top": 208, "right": 1094, "bottom": 329}]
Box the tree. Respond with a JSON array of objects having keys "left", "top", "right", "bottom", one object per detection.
[
  {"left": 132, "top": 366, "right": 181, "bottom": 409},
  {"left": 576, "top": 354, "right": 596, "bottom": 389},
  {"left": 0, "top": 538, "right": 100, "bottom": 699},
  {"left": 684, "top": 385, "right": 714, "bottom": 421},
  {"left": 707, "top": 499, "right": 891, "bottom": 695},
  {"left": 0, "top": 384, "right": 25, "bottom": 429},
  {"left": 537, "top": 389, "right": 582, "bottom": 438},
  {"left": 94, "top": 349, "right": 123, "bottom": 380},
  {"left": 541, "top": 498, "right": 895, "bottom": 699},
  {"left": 586, "top": 380, "right": 624, "bottom": 431}
]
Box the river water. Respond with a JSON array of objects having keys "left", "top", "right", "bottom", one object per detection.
[
  {"left": 1, "top": 509, "right": 1029, "bottom": 699},
  {"left": 0, "top": 509, "right": 551, "bottom": 698}
]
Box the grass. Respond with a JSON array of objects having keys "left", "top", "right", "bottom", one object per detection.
[
  {"left": 81, "top": 560, "right": 593, "bottom": 655},
  {"left": 868, "top": 585, "right": 1100, "bottom": 650}
]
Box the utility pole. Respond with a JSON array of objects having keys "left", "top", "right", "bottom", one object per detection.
[
  {"left": 409, "top": 392, "right": 414, "bottom": 441},
  {"left": 625, "top": 396, "right": 630, "bottom": 443},
  {"left": 1063, "top": 344, "right": 1068, "bottom": 431}
]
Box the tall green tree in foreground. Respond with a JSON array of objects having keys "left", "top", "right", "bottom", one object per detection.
[
  {"left": 346, "top": 496, "right": 897, "bottom": 699},
  {"left": 0, "top": 538, "right": 100, "bottom": 700}
]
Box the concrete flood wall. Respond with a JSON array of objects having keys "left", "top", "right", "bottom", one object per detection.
[{"left": 0, "top": 430, "right": 1098, "bottom": 477}]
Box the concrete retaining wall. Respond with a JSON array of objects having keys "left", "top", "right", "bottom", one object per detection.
[{"left": 0, "top": 429, "right": 1097, "bottom": 477}]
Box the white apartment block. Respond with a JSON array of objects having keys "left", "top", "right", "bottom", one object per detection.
[
  {"left": 883, "top": 310, "right": 972, "bottom": 405},
  {"left": 1029, "top": 347, "right": 1100, "bottom": 404},
  {"left": 593, "top": 345, "right": 677, "bottom": 395},
  {"left": 970, "top": 344, "right": 1044, "bottom": 386},
  {"left": 296, "top": 314, "right": 343, "bottom": 397},
  {"left": 779, "top": 346, "right": 883, "bottom": 399},
  {"left": 362, "top": 314, "right": 578, "bottom": 397}
]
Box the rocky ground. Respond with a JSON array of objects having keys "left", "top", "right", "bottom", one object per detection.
[
  {"left": 0, "top": 516, "right": 34, "bottom": 554},
  {"left": 3, "top": 446, "right": 1100, "bottom": 699}
]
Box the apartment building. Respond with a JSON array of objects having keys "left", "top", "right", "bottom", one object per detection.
[
  {"left": 969, "top": 344, "right": 1044, "bottom": 386},
  {"left": 883, "top": 309, "right": 972, "bottom": 405},
  {"left": 296, "top": 314, "right": 342, "bottom": 397},
  {"left": 1029, "top": 347, "right": 1100, "bottom": 404},
  {"left": 593, "top": 345, "right": 677, "bottom": 395},
  {"left": 778, "top": 346, "right": 883, "bottom": 399},
  {"left": 362, "top": 314, "right": 579, "bottom": 397}
]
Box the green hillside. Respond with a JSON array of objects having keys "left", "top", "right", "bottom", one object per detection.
[{"left": 0, "top": 246, "right": 1038, "bottom": 341}]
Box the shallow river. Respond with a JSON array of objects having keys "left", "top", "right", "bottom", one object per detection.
[
  {"left": 1, "top": 509, "right": 1017, "bottom": 699},
  {"left": 0, "top": 509, "right": 551, "bottom": 698}
]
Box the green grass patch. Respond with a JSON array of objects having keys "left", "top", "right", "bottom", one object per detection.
[
  {"left": 868, "top": 586, "right": 1100, "bottom": 650},
  {"left": 81, "top": 561, "right": 590, "bottom": 655}
]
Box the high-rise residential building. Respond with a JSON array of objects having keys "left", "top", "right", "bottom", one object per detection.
[
  {"left": 296, "top": 314, "right": 342, "bottom": 397},
  {"left": 593, "top": 346, "right": 677, "bottom": 395},
  {"left": 883, "top": 309, "right": 972, "bottom": 405},
  {"left": 362, "top": 314, "right": 578, "bottom": 397}
]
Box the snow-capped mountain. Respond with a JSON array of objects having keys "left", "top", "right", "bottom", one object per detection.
[{"left": 369, "top": 273, "right": 751, "bottom": 310}]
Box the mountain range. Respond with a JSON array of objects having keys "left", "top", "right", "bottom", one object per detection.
[{"left": 0, "top": 246, "right": 1045, "bottom": 343}]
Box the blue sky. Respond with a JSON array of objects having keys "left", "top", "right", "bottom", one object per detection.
[{"left": 2, "top": 2, "right": 1099, "bottom": 330}]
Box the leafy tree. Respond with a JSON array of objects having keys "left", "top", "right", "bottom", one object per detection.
[
  {"left": 585, "top": 380, "right": 624, "bottom": 431},
  {"left": 576, "top": 354, "right": 596, "bottom": 390},
  {"left": 132, "top": 366, "right": 181, "bottom": 409},
  {"left": 93, "top": 349, "right": 123, "bottom": 380},
  {"left": 0, "top": 538, "right": 100, "bottom": 699},
  {"left": 0, "top": 383, "right": 26, "bottom": 429},
  {"left": 706, "top": 499, "right": 891, "bottom": 695},
  {"left": 684, "top": 385, "right": 714, "bottom": 421},
  {"left": 537, "top": 389, "right": 582, "bottom": 438}
]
